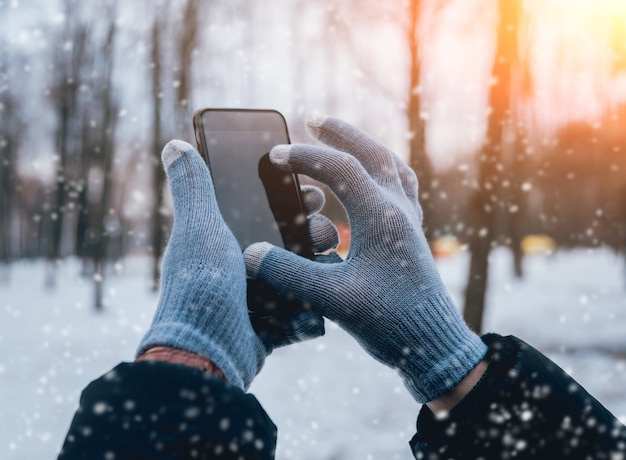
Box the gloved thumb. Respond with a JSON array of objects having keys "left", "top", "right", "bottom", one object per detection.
[{"left": 244, "top": 242, "right": 335, "bottom": 313}]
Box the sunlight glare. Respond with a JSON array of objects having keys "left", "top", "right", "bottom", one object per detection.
[{"left": 529, "top": 0, "right": 626, "bottom": 128}]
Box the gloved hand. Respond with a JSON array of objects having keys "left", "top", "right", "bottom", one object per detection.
[
  {"left": 244, "top": 115, "right": 488, "bottom": 403},
  {"left": 137, "top": 140, "right": 335, "bottom": 390}
]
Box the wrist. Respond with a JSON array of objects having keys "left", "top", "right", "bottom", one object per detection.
[
  {"left": 136, "top": 346, "right": 227, "bottom": 381},
  {"left": 426, "top": 359, "right": 488, "bottom": 414},
  {"left": 137, "top": 322, "right": 266, "bottom": 390}
]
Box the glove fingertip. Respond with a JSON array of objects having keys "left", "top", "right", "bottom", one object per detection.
[
  {"left": 286, "top": 310, "right": 325, "bottom": 343},
  {"left": 269, "top": 145, "right": 292, "bottom": 168},
  {"left": 305, "top": 112, "right": 330, "bottom": 139},
  {"left": 300, "top": 184, "right": 326, "bottom": 215},
  {"left": 243, "top": 242, "right": 275, "bottom": 277},
  {"left": 162, "top": 140, "right": 197, "bottom": 170},
  {"left": 308, "top": 214, "right": 339, "bottom": 253}
]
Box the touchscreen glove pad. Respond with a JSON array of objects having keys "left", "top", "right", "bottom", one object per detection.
[
  {"left": 137, "top": 141, "right": 266, "bottom": 390},
  {"left": 244, "top": 115, "right": 488, "bottom": 403}
]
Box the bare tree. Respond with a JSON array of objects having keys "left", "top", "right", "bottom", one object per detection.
[
  {"left": 506, "top": 120, "right": 529, "bottom": 279},
  {"left": 46, "top": 0, "right": 91, "bottom": 287},
  {"left": 90, "top": 1, "right": 119, "bottom": 309},
  {"left": 149, "top": 6, "right": 166, "bottom": 291},
  {"left": 173, "top": 0, "right": 200, "bottom": 138},
  {"left": 463, "top": 0, "right": 521, "bottom": 333},
  {"left": 319, "top": 0, "right": 435, "bottom": 237},
  {"left": 0, "top": 41, "right": 24, "bottom": 280},
  {"left": 406, "top": 0, "right": 435, "bottom": 241},
  {"left": 499, "top": 104, "right": 533, "bottom": 279},
  {"left": 0, "top": 90, "right": 15, "bottom": 272},
  {"left": 148, "top": 0, "right": 201, "bottom": 291},
  {"left": 504, "top": 13, "right": 534, "bottom": 279}
]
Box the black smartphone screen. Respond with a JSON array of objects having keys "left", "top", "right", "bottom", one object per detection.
[{"left": 194, "top": 109, "right": 312, "bottom": 257}]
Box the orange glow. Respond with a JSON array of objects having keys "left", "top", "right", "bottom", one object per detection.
[
  {"left": 528, "top": 0, "right": 626, "bottom": 128},
  {"left": 335, "top": 223, "right": 351, "bottom": 259}
]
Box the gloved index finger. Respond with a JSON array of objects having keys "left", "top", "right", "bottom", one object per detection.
[
  {"left": 270, "top": 143, "right": 382, "bottom": 227},
  {"left": 299, "top": 184, "right": 326, "bottom": 215},
  {"left": 306, "top": 113, "right": 401, "bottom": 189}
]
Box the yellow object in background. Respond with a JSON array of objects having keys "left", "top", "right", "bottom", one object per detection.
[{"left": 521, "top": 235, "right": 556, "bottom": 255}]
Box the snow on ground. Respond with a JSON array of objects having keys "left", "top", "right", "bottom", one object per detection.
[{"left": 1, "top": 247, "right": 625, "bottom": 459}]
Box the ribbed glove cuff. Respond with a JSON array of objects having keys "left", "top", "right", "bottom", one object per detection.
[{"left": 396, "top": 292, "right": 488, "bottom": 403}]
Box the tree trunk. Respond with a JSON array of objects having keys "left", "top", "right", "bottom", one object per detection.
[
  {"left": 509, "top": 125, "right": 528, "bottom": 279},
  {"left": 46, "top": 82, "right": 73, "bottom": 289},
  {"left": 0, "top": 132, "right": 14, "bottom": 283},
  {"left": 0, "top": 0, "right": 10, "bottom": 278},
  {"left": 0, "top": 95, "right": 17, "bottom": 275},
  {"left": 463, "top": 0, "right": 520, "bottom": 333},
  {"left": 92, "top": 4, "right": 118, "bottom": 310},
  {"left": 150, "top": 13, "right": 165, "bottom": 291},
  {"left": 47, "top": 1, "right": 88, "bottom": 286},
  {"left": 464, "top": 190, "right": 492, "bottom": 333},
  {"left": 406, "top": 0, "right": 435, "bottom": 241},
  {"left": 174, "top": 0, "right": 199, "bottom": 139}
]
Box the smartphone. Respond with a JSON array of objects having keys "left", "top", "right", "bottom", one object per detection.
[{"left": 192, "top": 108, "right": 315, "bottom": 345}]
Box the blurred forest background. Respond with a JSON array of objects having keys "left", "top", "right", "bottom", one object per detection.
[{"left": 1, "top": 0, "right": 626, "bottom": 333}]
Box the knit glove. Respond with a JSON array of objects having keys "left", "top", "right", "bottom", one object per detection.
[
  {"left": 244, "top": 115, "right": 488, "bottom": 403},
  {"left": 137, "top": 141, "right": 335, "bottom": 390}
]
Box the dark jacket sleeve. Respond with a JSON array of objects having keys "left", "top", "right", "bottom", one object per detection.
[
  {"left": 57, "top": 361, "right": 276, "bottom": 460},
  {"left": 410, "top": 334, "right": 626, "bottom": 459}
]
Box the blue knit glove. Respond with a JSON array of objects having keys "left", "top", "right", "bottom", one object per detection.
[
  {"left": 137, "top": 141, "right": 333, "bottom": 390},
  {"left": 244, "top": 115, "right": 488, "bottom": 403}
]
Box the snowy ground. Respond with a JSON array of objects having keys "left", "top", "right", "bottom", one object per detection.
[{"left": 1, "top": 247, "right": 625, "bottom": 459}]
